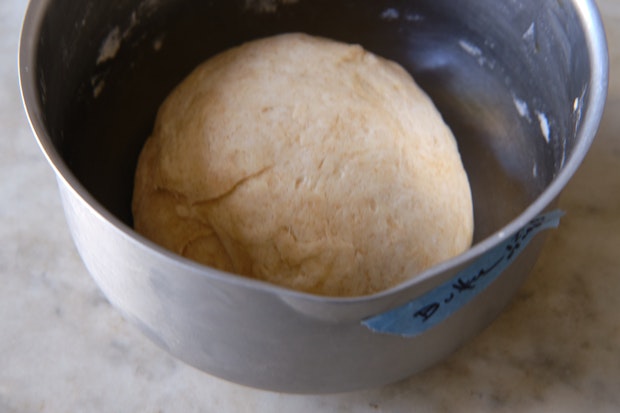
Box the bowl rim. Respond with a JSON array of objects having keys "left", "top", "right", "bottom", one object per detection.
[{"left": 18, "top": 0, "right": 609, "bottom": 305}]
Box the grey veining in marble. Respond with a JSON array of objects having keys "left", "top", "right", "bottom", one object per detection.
[{"left": 1, "top": 0, "right": 619, "bottom": 411}]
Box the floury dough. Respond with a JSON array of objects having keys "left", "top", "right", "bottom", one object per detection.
[{"left": 132, "top": 33, "right": 474, "bottom": 297}]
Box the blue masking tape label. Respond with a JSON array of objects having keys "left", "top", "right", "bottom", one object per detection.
[{"left": 362, "top": 210, "right": 564, "bottom": 337}]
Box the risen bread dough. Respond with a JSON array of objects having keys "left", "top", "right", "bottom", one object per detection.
[{"left": 132, "top": 33, "right": 473, "bottom": 297}]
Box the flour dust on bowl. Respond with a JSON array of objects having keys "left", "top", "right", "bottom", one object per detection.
[{"left": 19, "top": 0, "right": 607, "bottom": 393}]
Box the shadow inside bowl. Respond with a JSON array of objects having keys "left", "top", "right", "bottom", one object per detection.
[{"left": 35, "top": 0, "right": 587, "bottom": 244}]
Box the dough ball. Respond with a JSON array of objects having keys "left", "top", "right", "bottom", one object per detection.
[{"left": 132, "top": 33, "right": 473, "bottom": 297}]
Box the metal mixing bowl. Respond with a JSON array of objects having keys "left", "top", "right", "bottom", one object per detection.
[{"left": 19, "top": 0, "right": 607, "bottom": 393}]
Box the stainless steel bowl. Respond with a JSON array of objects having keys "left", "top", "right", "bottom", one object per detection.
[{"left": 19, "top": 0, "right": 607, "bottom": 393}]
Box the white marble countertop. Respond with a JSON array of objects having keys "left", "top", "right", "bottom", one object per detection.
[{"left": 2, "top": 0, "right": 619, "bottom": 411}]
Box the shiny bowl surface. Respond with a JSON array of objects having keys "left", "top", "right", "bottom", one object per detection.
[{"left": 20, "top": 0, "right": 607, "bottom": 393}]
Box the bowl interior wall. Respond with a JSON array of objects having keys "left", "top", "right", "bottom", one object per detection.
[{"left": 35, "top": 0, "right": 590, "bottom": 243}]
